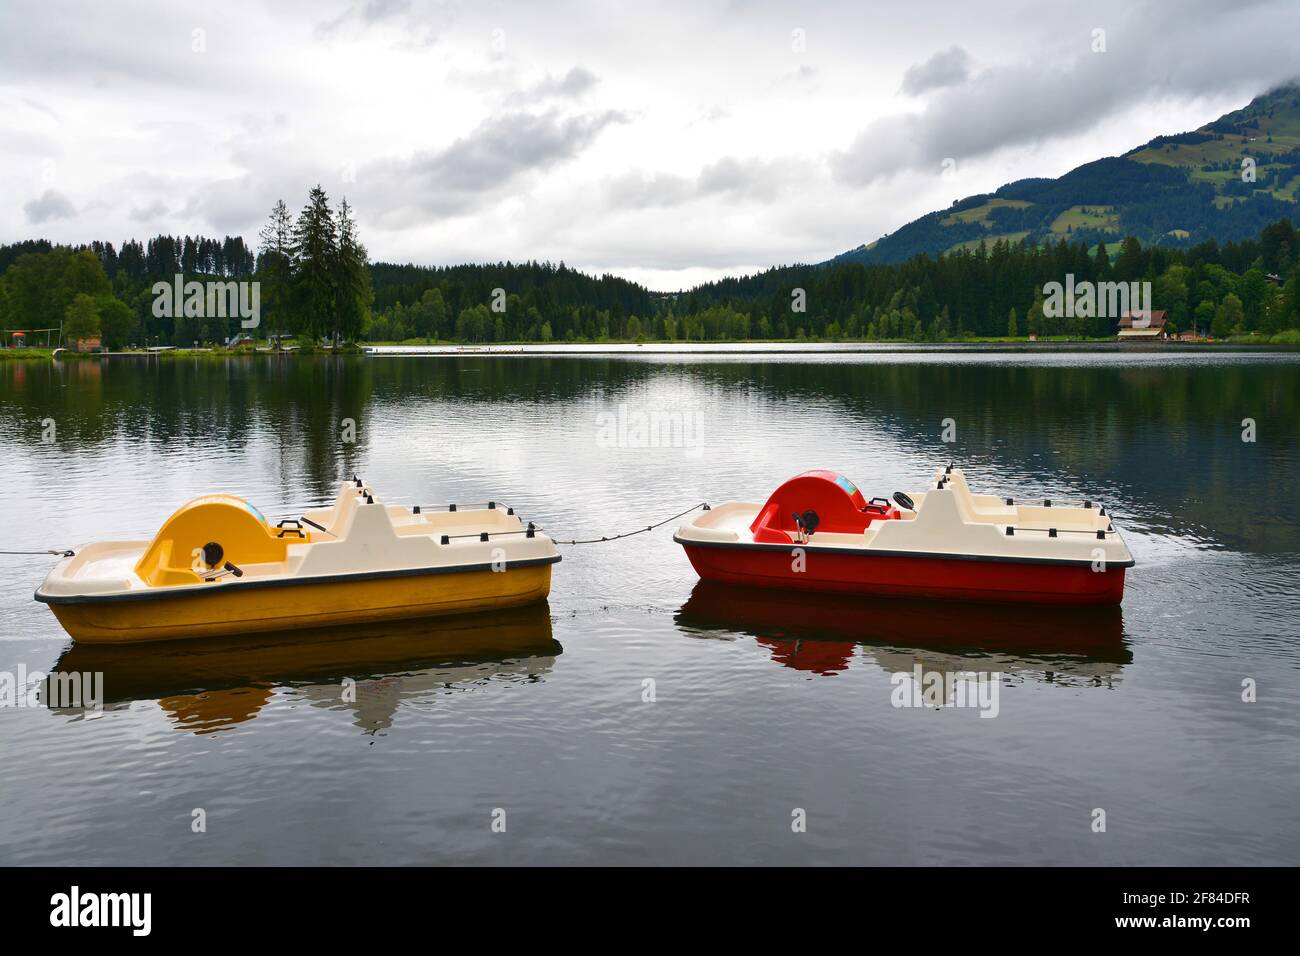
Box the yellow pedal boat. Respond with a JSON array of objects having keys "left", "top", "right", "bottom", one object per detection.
[{"left": 35, "top": 478, "right": 560, "bottom": 644}]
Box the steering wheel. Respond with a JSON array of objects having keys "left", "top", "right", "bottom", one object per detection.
[{"left": 893, "top": 491, "right": 915, "bottom": 512}]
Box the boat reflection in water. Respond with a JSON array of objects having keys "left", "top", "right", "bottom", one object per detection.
[
  {"left": 50, "top": 602, "right": 559, "bottom": 734},
  {"left": 675, "top": 582, "right": 1130, "bottom": 686}
]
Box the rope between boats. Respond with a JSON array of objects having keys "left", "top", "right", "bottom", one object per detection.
[
  {"left": 0, "top": 501, "right": 711, "bottom": 558},
  {"left": 555, "top": 502, "right": 709, "bottom": 546}
]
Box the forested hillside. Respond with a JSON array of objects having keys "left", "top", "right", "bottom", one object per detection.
[
  {"left": 367, "top": 261, "right": 655, "bottom": 342},
  {"left": 676, "top": 222, "right": 1300, "bottom": 341},
  {"left": 834, "top": 84, "right": 1300, "bottom": 266}
]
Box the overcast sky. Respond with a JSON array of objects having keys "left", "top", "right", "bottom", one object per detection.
[{"left": 3, "top": 0, "right": 1299, "bottom": 289}]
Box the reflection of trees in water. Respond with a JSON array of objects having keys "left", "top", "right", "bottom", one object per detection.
[
  {"left": 1, "top": 356, "right": 376, "bottom": 493},
  {"left": 3, "top": 355, "right": 1296, "bottom": 547},
  {"left": 681, "top": 360, "right": 1299, "bottom": 450},
  {"left": 371, "top": 355, "right": 657, "bottom": 403}
]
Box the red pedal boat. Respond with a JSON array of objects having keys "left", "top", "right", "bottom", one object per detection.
[{"left": 674, "top": 466, "right": 1134, "bottom": 606}]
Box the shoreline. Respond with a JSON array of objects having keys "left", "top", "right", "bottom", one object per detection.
[
  {"left": 360, "top": 340, "right": 1300, "bottom": 355},
  {"left": 5, "top": 340, "right": 1299, "bottom": 360}
]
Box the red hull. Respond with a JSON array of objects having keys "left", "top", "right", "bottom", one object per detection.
[{"left": 679, "top": 542, "right": 1126, "bottom": 606}]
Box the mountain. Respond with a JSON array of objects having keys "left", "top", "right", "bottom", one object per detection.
[{"left": 832, "top": 84, "right": 1300, "bottom": 266}]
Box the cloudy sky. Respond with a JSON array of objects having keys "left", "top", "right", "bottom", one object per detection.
[{"left": 3, "top": 0, "right": 1299, "bottom": 289}]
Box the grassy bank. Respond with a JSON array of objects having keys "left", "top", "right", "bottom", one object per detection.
[{"left": 0, "top": 348, "right": 55, "bottom": 360}]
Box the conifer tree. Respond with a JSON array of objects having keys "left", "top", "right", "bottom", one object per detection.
[
  {"left": 333, "top": 197, "right": 373, "bottom": 344},
  {"left": 290, "top": 186, "right": 338, "bottom": 342},
  {"left": 1094, "top": 241, "right": 1110, "bottom": 279},
  {"left": 258, "top": 200, "right": 295, "bottom": 339}
]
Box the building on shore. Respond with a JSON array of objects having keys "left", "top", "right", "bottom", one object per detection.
[{"left": 1117, "top": 310, "right": 1169, "bottom": 341}]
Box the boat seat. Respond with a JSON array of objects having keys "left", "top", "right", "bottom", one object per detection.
[
  {"left": 302, "top": 481, "right": 369, "bottom": 538},
  {"left": 134, "top": 495, "right": 294, "bottom": 587},
  {"left": 940, "top": 470, "right": 1015, "bottom": 524}
]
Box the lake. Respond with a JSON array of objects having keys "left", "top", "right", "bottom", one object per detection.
[{"left": 1, "top": 350, "right": 1297, "bottom": 865}]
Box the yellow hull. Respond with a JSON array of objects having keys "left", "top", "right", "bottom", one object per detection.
[{"left": 48, "top": 565, "right": 553, "bottom": 644}]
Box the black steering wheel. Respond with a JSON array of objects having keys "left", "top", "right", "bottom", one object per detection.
[{"left": 893, "top": 491, "right": 915, "bottom": 512}]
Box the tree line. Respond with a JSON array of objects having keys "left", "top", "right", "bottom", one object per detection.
[
  {"left": 3, "top": 207, "right": 1300, "bottom": 348},
  {"left": 0, "top": 186, "right": 371, "bottom": 348},
  {"left": 363, "top": 217, "right": 1300, "bottom": 342}
]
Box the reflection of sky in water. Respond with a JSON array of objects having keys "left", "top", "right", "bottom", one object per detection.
[{"left": 0, "top": 352, "right": 1297, "bottom": 865}]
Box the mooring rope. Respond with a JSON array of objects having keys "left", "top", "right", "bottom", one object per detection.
[
  {"left": 554, "top": 502, "right": 709, "bottom": 546},
  {"left": 0, "top": 501, "right": 711, "bottom": 559}
]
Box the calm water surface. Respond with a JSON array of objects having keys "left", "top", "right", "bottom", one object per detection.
[{"left": 1, "top": 351, "right": 1297, "bottom": 865}]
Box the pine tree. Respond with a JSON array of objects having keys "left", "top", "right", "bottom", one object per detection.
[
  {"left": 333, "top": 197, "right": 373, "bottom": 344},
  {"left": 1114, "top": 236, "right": 1144, "bottom": 283},
  {"left": 290, "top": 186, "right": 338, "bottom": 342},
  {"left": 258, "top": 200, "right": 295, "bottom": 340},
  {"left": 1094, "top": 241, "right": 1110, "bottom": 279}
]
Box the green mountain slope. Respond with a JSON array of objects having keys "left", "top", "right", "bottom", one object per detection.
[{"left": 833, "top": 84, "right": 1300, "bottom": 266}]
